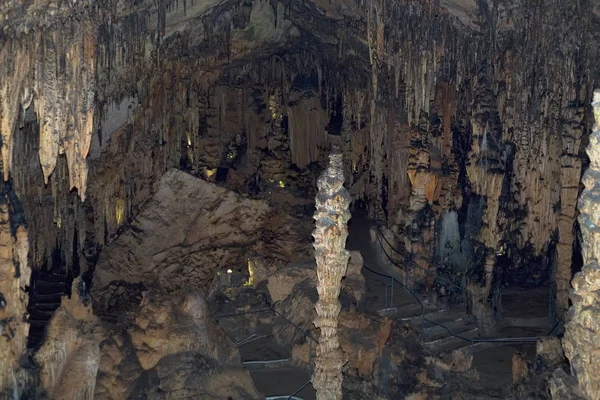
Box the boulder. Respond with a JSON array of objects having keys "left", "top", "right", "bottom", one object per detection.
[
  {"left": 130, "top": 351, "right": 260, "bottom": 399},
  {"left": 36, "top": 278, "right": 103, "bottom": 400},
  {"left": 128, "top": 287, "right": 239, "bottom": 370},
  {"left": 92, "top": 169, "right": 271, "bottom": 310}
]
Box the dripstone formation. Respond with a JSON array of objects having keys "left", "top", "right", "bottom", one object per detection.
[
  {"left": 311, "top": 148, "right": 351, "bottom": 400},
  {"left": 563, "top": 90, "right": 600, "bottom": 400}
]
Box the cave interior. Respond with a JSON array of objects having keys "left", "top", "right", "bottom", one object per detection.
[{"left": 1, "top": 0, "right": 600, "bottom": 399}]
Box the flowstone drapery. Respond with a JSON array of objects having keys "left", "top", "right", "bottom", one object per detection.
[
  {"left": 311, "top": 148, "right": 351, "bottom": 400},
  {"left": 563, "top": 90, "right": 600, "bottom": 399}
]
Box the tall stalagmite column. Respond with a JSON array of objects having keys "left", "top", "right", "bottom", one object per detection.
[
  {"left": 563, "top": 90, "right": 600, "bottom": 399},
  {"left": 311, "top": 147, "right": 351, "bottom": 400}
]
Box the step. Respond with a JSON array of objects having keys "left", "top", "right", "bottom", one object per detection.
[
  {"left": 420, "top": 308, "right": 472, "bottom": 326},
  {"left": 242, "top": 359, "right": 292, "bottom": 370},
  {"left": 43, "top": 274, "right": 67, "bottom": 283},
  {"left": 33, "top": 303, "right": 62, "bottom": 312},
  {"left": 35, "top": 280, "right": 66, "bottom": 289},
  {"left": 27, "top": 320, "right": 49, "bottom": 328},
  {"left": 502, "top": 316, "right": 551, "bottom": 329},
  {"left": 402, "top": 308, "right": 448, "bottom": 324},
  {"left": 421, "top": 317, "right": 472, "bottom": 338},
  {"left": 424, "top": 327, "right": 479, "bottom": 354},
  {"left": 32, "top": 292, "right": 64, "bottom": 301},
  {"left": 34, "top": 286, "right": 65, "bottom": 296},
  {"left": 424, "top": 322, "right": 477, "bottom": 342},
  {"left": 29, "top": 310, "right": 56, "bottom": 320}
]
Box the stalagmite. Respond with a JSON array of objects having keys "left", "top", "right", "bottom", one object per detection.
[
  {"left": 562, "top": 90, "right": 600, "bottom": 400},
  {"left": 311, "top": 147, "right": 351, "bottom": 400}
]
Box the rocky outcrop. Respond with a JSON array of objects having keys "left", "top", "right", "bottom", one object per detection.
[
  {"left": 128, "top": 288, "right": 240, "bottom": 371},
  {"left": 1, "top": 20, "right": 96, "bottom": 199},
  {"left": 130, "top": 351, "right": 260, "bottom": 399},
  {"left": 92, "top": 168, "right": 279, "bottom": 312},
  {"left": 311, "top": 149, "right": 352, "bottom": 400},
  {"left": 0, "top": 0, "right": 598, "bottom": 327},
  {"left": 0, "top": 201, "right": 30, "bottom": 398},
  {"left": 95, "top": 288, "right": 251, "bottom": 399},
  {"left": 35, "top": 278, "right": 102, "bottom": 400},
  {"left": 0, "top": 2, "right": 599, "bottom": 396},
  {"left": 563, "top": 90, "right": 600, "bottom": 400}
]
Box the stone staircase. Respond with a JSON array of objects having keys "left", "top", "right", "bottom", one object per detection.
[
  {"left": 381, "top": 301, "right": 480, "bottom": 356},
  {"left": 26, "top": 270, "right": 67, "bottom": 348}
]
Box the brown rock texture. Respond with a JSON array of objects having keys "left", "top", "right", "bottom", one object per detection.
[
  {"left": 1, "top": 1, "right": 600, "bottom": 395},
  {"left": 311, "top": 149, "right": 351, "bottom": 400},
  {"left": 91, "top": 168, "right": 273, "bottom": 311},
  {"left": 127, "top": 288, "right": 240, "bottom": 371},
  {"left": 0, "top": 0, "right": 599, "bottom": 330},
  {"left": 563, "top": 90, "right": 600, "bottom": 400},
  {"left": 130, "top": 352, "right": 260, "bottom": 399},
  {"left": 95, "top": 288, "right": 251, "bottom": 399},
  {"left": 0, "top": 203, "right": 30, "bottom": 397},
  {"left": 35, "top": 278, "right": 103, "bottom": 400}
]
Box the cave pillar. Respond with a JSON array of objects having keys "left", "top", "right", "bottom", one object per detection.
[
  {"left": 311, "top": 147, "right": 351, "bottom": 400},
  {"left": 563, "top": 90, "right": 600, "bottom": 399}
]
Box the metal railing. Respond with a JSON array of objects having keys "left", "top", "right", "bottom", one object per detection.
[
  {"left": 370, "top": 222, "right": 558, "bottom": 349},
  {"left": 213, "top": 307, "right": 317, "bottom": 399},
  {"left": 373, "top": 220, "right": 473, "bottom": 300}
]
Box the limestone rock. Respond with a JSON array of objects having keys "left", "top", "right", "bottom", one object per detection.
[
  {"left": 549, "top": 369, "right": 586, "bottom": 400},
  {"left": 272, "top": 278, "right": 318, "bottom": 347},
  {"left": 512, "top": 352, "right": 529, "bottom": 384},
  {"left": 92, "top": 169, "right": 271, "bottom": 311},
  {"left": 311, "top": 149, "right": 351, "bottom": 400},
  {"left": 128, "top": 288, "right": 239, "bottom": 371},
  {"left": 563, "top": 90, "right": 600, "bottom": 400},
  {"left": 536, "top": 337, "right": 564, "bottom": 368},
  {"left": 35, "top": 278, "right": 103, "bottom": 400},
  {"left": 130, "top": 351, "right": 260, "bottom": 399},
  {"left": 344, "top": 251, "right": 366, "bottom": 303},
  {"left": 95, "top": 288, "right": 249, "bottom": 398},
  {"left": 268, "top": 260, "right": 316, "bottom": 303},
  {"left": 339, "top": 310, "right": 392, "bottom": 378},
  {"left": 0, "top": 204, "right": 31, "bottom": 397}
]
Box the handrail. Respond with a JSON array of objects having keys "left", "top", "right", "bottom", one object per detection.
[
  {"left": 369, "top": 222, "right": 558, "bottom": 346},
  {"left": 373, "top": 221, "right": 472, "bottom": 296},
  {"left": 214, "top": 307, "right": 316, "bottom": 399}
]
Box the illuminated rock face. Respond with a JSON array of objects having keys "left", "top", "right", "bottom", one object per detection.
[
  {"left": 563, "top": 90, "right": 600, "bottom": 400},
  {"left": 311, "top": 149, "right": 351, "bottom": 400},
  {"left": 35, "top": 278, "right": 101, "bottom": 400},
  {"left": 0, "top": 204, "right": 30, "bottom": 398},
  {"left": 1, "top": 22, "right": 96, "bottom": 200}
]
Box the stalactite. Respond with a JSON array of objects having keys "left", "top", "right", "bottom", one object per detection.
[
  {"left": 311, "top": 148, "right": 351, "bottom": 400},
  {"left": 563, "top": 90, "right": 600, "bottom": 400}
]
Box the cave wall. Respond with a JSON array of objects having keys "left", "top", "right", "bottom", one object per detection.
[{"left": 1, "top": 2, "right": 600, "bottom": 386}]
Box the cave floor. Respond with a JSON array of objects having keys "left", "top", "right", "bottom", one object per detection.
[
  {"left": 346, "top": 210, "right": 552, "bottom": 398},
  {"left": 233, "top": 210, "right": 553, "bottom": 398}
]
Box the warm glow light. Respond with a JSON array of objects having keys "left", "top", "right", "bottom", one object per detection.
[
  {"left": 243, "top": 259, "right": 255, "bottom": 287},
  {"left": 277, "top": 180, "right": 285, "bottom": 188},
  {"left": 116, "top": 199, "right": 125, "bottom": 225},
  {"left": 204, "top": 168, "right": 217, "bottom": 179},
  {"left": 227, "top": 269, "right": 233, "bottom": 274}
]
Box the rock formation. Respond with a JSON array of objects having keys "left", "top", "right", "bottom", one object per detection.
[
  {"left": 0, "top": 0, "right": 599, "bottom": 397},
  {"left": 0, "top": 0, "right": 597, "bottom": 323},
  {"left": 0, "top": 201, "right": 30, "bottom": 398},
  {"left": 311, "top": 148, "right": 351, "bottom": 400},
  {"left": 91, "top": 168, "right": 311, "bottom": 315},
  {"left": 94, "top": 287, "right": 256, "bottom": 399},
  {"left": 35, "top": 278, "right": 102, "bottom": 400},
  {"left": 563, "top": 89, "right": 600, "bottom": 399}
]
